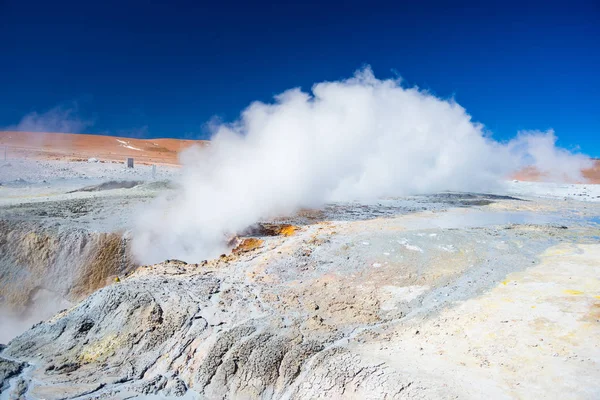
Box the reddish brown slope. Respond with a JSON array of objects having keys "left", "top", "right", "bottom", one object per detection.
[
  {"left": 583, "top": 160, "right": 600, "bottom": 183},
  {"left": 513, "top": 160, "right": 600, "bottom": 184},
  {"left": 1, "top": 131, "right": 598, "bottom": 183},
  {"left": 0, "top": 131, "right": 207, "bottom": 165}
]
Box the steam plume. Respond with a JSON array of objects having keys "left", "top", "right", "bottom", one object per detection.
[
  {"left": 5, "top": 104, "right": 91, "bottom": 133},
  {"left": 132, "top": 67, "right": 591, "bottom": 264}
]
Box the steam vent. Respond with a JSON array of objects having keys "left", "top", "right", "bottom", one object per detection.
[
  {"left": 1, "top": 133, "right": 599, "bottom": 399},
  {"left": 1, "top": 9, "right": 600, "bottom": 394}
]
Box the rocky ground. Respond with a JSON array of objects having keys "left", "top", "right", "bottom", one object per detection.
[
  {"left": 0, "top": 159, "right": 179, "bottom": 343},
  {"left": 0, "top": 159, "right": 599, "bottom": 399}
]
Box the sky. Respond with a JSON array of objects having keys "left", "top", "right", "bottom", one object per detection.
[{"left": 0, "top": 0, "right": 598, "bottom": 155}]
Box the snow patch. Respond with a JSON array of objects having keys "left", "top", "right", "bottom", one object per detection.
[{"left": 116, "top": 139, "right": 142, "bottom": 151}]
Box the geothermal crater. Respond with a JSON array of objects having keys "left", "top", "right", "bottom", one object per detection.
[{"left": 0, "top": 134, "right": 599, "bottom": 399}]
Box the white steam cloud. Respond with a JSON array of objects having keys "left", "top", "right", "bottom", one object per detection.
[
  {"left": 6, "top": 104, "right": 92, "bottom": 133},
  {"left": 132, "top": 67, "right": 592, "bottom": 264}
]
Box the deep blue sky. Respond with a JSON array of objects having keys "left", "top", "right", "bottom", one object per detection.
[{"left": 1, "top": 0, "right": 598, "bottom": 155}]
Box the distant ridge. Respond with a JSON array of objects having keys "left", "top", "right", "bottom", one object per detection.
[
  {"left": 0, "top": 130, "right": 598, "bottom": 183},
  {"left": 0, "top": 131, "right": 208, "bottom": 165}
]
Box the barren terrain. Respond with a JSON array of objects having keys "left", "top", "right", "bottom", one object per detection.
[
  {"left": 2, "top": 131, "right": 598, "bottom": 183},
  {"left": 0, "top": 132, "right": 599, "bottom": 399},
  {"left": 513, "top": 163, "right": 600, "bottom": 184},
  {"left": 0, "top": 131, "right": 207, "bottom": 165}
]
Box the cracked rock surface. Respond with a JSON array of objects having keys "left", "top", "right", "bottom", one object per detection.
[{"left": 1, "top": 191, "right": 600, "bottom": 399}]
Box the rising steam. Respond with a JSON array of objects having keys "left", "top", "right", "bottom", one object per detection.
[
  {"left": 132, "top": 67, "right": 591, "bottom": 264},
  {"left": 5, "top": 104, "right": 92, "bottom": 134}
]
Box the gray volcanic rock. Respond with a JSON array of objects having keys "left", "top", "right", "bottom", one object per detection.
[
  {"left": 0, "top": 219, "right": 134, "bottom": 331},
  {"left": 0, "top": 356, "right": 26, "bottom": 393},
  {"left": 1, "top": 259, "right": 329, "bottom": 399},
  {"left": 1, "top": 256, "right": 452, "bottom": 399},
  {"left": 0, "top": 171, "right": 173, "bottom": 345},
  {"left": 1, "top": 193, "right": 599, "bottom": 399}
]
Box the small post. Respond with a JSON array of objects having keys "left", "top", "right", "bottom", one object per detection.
[
  {"left": 126, "top": 157, "right": 134, "bottom": 168},
  {"left": 152, "top": 164, "right": 156, "bottom": 179}
]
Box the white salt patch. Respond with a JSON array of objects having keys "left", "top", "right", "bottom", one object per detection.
[
  {"left": 439, "top": 244, "right": 457, "bottom": 253},
  {"left": 362, "top": 241, "right": 370, "bottom": 245},
  {"left": 397, "top": 239, "right": 424, "bottom": 253},
  {"left": 405, "top": 244, "right": 423, "bottom": 252},
  {"left": 383, "top": 252, "right": 390, "bottom": 256},
  {"left": 372, "top": 262, "right": 382, "bottom": 268}
]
